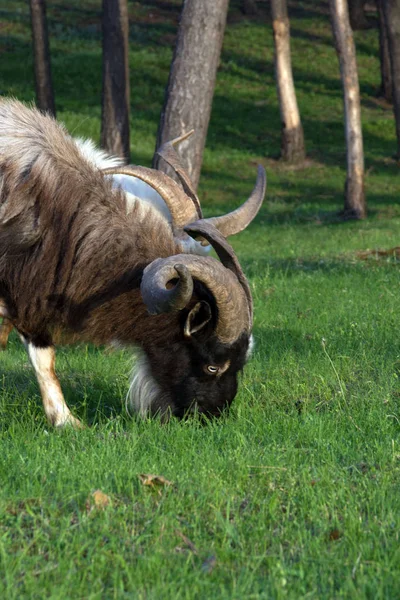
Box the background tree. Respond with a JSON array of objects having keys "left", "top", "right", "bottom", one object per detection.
[
  {"left": 241, "top": 0, "right": 258, "bottom": 15},
  {"left": 153, "top": 0, "right": 229, "bottom": 190},
  {"left": 271, "top": 0, "right": 305, "bottom": 163},
  {"left": 330, "top": 0, "right": 366, "bottom": 218},
  {"left": 377, "top": 0, "right": 392, "bottom": 102},
  {"left": 101, "top": 0, "right": 130, "bottom": 163},
  {"left": 29, "top": 0, "right": 55, "bottom": 116},
  {"left": 382, "top": 0, "right": 400, "bottom": 157},
  {"left": 348, "top": 0, "right": 369, "bottom": 30}
]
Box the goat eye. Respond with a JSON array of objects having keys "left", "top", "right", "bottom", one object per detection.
[{"left": 206, "top": 365, "right": 219, "bottom": 375}]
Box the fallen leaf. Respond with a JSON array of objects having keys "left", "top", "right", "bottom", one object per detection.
[
  {"left": 138, "top": 474, "right": 173, "bottom": 489},
  {"left": 86, "top": 489, "right": 111, "bottom": 512},
  {"left": 357, "top": 247, "right": 400, "bottom": 260},
  {"left": 328, "top": 528, "right": 342, "bottom": 541}
]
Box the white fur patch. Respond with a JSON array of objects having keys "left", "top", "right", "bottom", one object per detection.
[
  {"left": 246, "top": 334, "right": 255, "bottom": 361},
  {"left": 73, "top": 136, "right": 211, "bottom": 256},
  {"left": 110, "top": 174, "right": 211, "bottom": 256},
  {"left": 74, "top": 137, "right": 124, "bottom": 169},
  {"left": 0, "top": 299, "right": 9, "bottom": 318},
  {"left": 111, "top": 174, "right": 171, "bottom": 220},
  {"left": 127, "top": 351, "right": 161, "bottom": 418},
  {"left": 179, "top": 235, "right": 211, "bottom": 256}
]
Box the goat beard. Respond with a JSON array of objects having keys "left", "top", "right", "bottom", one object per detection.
[{"left": 127, "top": 350, "right": 175, "bottom": 422}]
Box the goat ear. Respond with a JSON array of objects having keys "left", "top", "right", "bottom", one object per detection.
[{"left": 184, "top": 301, "right": 212, "bottom": 338}]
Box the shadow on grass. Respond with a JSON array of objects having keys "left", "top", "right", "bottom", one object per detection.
[
  {"left": 1, "top": 1, "right": 397, "bottom": 233},
  {"left": 199, "top": 160, "right": 400, "bottom": 227},
  {"left": 0, "top": 344, "right": 128, "bottom": 426},
  {"left": 252, "top": 324, "right": 317, "bottom": 360},
  {"left": 1, "top": 3, "right": 393, "bottom": 169},
  {"left": 243, "top": 254, "right": 377, "bottom": 280}
]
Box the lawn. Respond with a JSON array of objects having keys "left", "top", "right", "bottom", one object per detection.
[{"left": 0, "top": 1, "right": 400, "bottom": 598}]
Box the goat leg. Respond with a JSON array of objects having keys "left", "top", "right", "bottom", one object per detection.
[
  {"left": 23, "top": 340, "right": 83, "bottom": 428},
  {"left": 0, "top": 318, "right": 14, "bottom": 350}
]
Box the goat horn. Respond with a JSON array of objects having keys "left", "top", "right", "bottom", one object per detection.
[
  {"left": 141, "top": 253, "right": 250, "bottom": 345},
  {"left": 102, "top": 165, "right": 200, "bottom": 228},
  {"left": 204, "top": 165, "right": 266, "bottom": 237},
  {"left": 155, "top": 130, "right": 202, "bottom": 219},
  {"left": 184, "top": 220, "right": 253, "bottom": 325},
  {"left": 140, "top": 262, "right": 194, "bottom": 314}
]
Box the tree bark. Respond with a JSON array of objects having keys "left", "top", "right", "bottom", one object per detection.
[
  {"left": 29, "top": 0, "right": 55, "bottom": 116},
  {"left": 382, "top": 0, "right": 400, "bottom": 157},
  {"left": 153, "top": 0, "right": 229, "bottom": 190},
  {"left": 377, "top": 0, "right": 392, "bottom": 102},
  {"left": 348, "top": 0, "right": 369, "bottom": 30},
  {"left": 101, "top": 0, "right": 130, "bottom": 163},
  {"left": 330, "top": 0, "right": 366, "bottom": 219},
  {"left": 348, "top": 0, "right": 370, "bottom": 31},
  {"left": 241, "top": 0, "right": 259, "bottom": 15},
  {"left": 271, "top": 0, "right": 305, "bottom": 163}
]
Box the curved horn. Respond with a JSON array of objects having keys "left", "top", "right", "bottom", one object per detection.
[
  {"left": 102, "top": 165, "right": 200, "bottom": 228},
  {"left": 141, "top": 254, "right": 250, "bottom": 345},
  {"left": 184, "top": 220, "right": 253, "bottom": 324},
  {"left": 204, "top": 165, "right": 266, "bottom": 237},
  {"left": 140, "top": 263, "right": 193, "bottom": 314},
  {"left": 156, "top": 131, "right": 202, "bottom": 219}
]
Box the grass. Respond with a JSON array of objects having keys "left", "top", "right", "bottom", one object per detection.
[{"left": 1, "top": 0, "right": 400, "bottom": 598}]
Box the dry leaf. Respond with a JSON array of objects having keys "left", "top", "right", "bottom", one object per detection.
[
  {"left": 328, "top": 528, "right": 342, "bottom": 541},
  {"left": 357, "top": 247, "right": 400, "bottom": 260},
  {"left": 138, "top": 474, "right": 173, "bottom": 490},
  {"left": 86, "top": 489, "right": 111, "bottom": 512}
]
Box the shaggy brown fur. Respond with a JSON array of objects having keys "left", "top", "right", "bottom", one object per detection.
[{"left": 0, "top": 100, "right": 180, "bottom": 347}]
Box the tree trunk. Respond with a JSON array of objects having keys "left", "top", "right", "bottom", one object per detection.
[
  {"left": 241, "top": 0, "right": 259, "bottom": 15},
  {"left": 330, "top": 0, "right": 366, "bottom": 219},
  {"left": 382, "top": 0, "right": 400, "bottom": 157},
  {"left": 377, "top": 0, "right": 392, "bottom": 102},
  {"left": 29, "top": 0, "right": 55, "bottom": 116},
  {"left": 101, "top": 0, "right": 130, "bottom": 163},
  {"left": 271, "top": 0, "right": 305, "bottom": 163},
  {"left": 348, "top": 0, "right": 369, "bottom": 29},
  {"left": 153, "top": 0, "right": 229, "bottom": 190}
]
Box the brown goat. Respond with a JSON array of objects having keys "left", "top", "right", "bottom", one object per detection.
[{"left": 0, "top": 99, "right": 266, "bottom": 426}]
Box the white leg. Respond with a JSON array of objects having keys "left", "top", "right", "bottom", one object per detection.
[
  {"left": 0, "top": 317, "right": 14, "bottom": 350},
  {"left": 25, "top": 342, "right": 83, "bottom": 428}
]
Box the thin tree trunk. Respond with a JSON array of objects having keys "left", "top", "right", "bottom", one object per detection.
[
  {"left": 377, "top": 0, "right": 392, "bottom": 101},
  {"left": 348, "top": 0, "right": 369, "bottom": 29},
  {"left": 330, "top": 0, "right": 366, "bottom": 219},
  {"left": 101, "top": 0, "right": 130, "bottom": 163},
  {"left": 153, "top": 0, "right": 229, "bottom": 190},
  {"left": 241, "top": 0, "right": 258, "bottom": 15},
  {"left": 271, "top": 0, "right": 305, "bottom": 163},
  {"left": 382, "top": 0, "right": 400, "bottom": 157},
  {"left": 29, "top": 0, "right": 55, "bottom": 116}
]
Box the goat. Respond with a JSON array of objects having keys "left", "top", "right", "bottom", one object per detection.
[{"left": 0, "top": 99, "right": 266, "bottom": 426}]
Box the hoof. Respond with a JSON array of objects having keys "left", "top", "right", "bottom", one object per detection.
[{"left": 54, "top": 414, "right": 85, "bottom": 430}]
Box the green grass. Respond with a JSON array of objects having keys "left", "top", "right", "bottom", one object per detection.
[{"left": 1, "top": 0, "right": 400, "bottom": 598}]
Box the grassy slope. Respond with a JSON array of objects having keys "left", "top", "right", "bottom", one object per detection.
[{"left": 0, "top": 1, "right": 400, "bottom": 598}]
